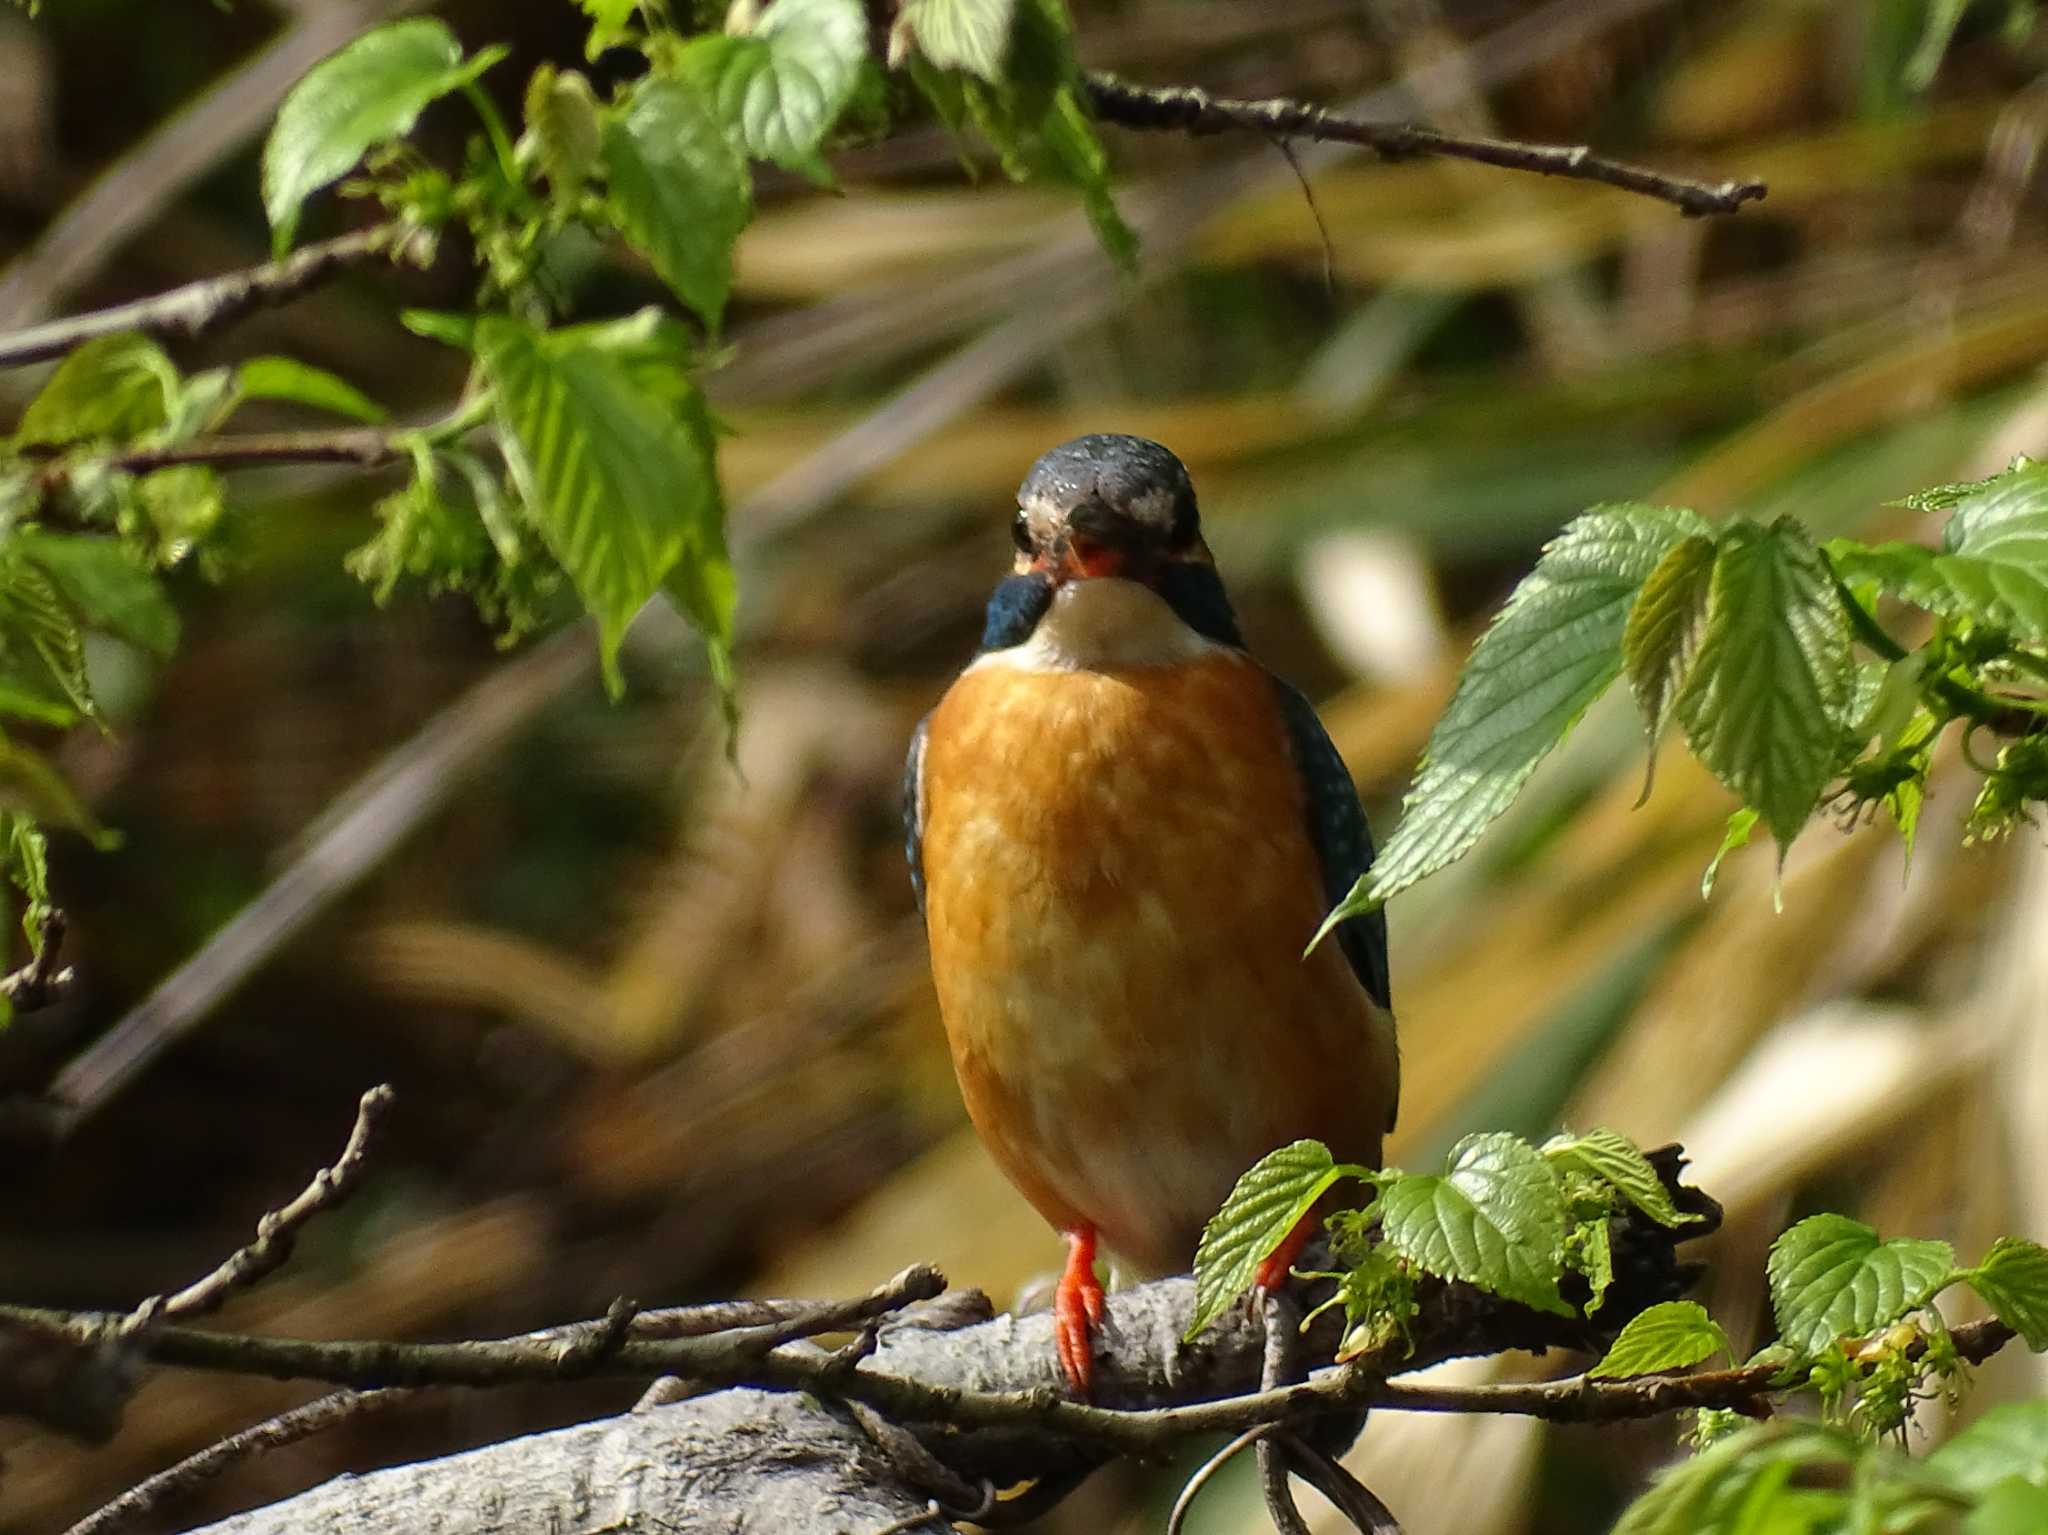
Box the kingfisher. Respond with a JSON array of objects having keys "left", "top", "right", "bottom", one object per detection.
[{"left": 904, "top": 435, "right": 1398, "bottom": 1395}]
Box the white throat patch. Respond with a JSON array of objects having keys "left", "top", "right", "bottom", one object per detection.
[{"left": 970, "top": 578, "right": 1223, "bottom": 673}]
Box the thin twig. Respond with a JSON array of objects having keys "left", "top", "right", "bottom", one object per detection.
[
  {"left": 0, "top": 906, "right": 70, "bottom": 1012},
  {"left": 1276, "top": 1432, "right": 1403, "bottom": 1535},
  {"left": 59, "top": 1387, "right": 418, "bottom": 1535},
  {"left": 30, "top": 429, "right": 407, "bottom": 491},
  {"left": 0, "top": 225, "right": 420, "bottom": 369},
  {"left": 1167, "top": 1425, "right": 1283, "bottom": 1535},
  {"left": 139, "top": 1085, "right": 396, "bottom": 1325},
  {"left": 1084, "top": 73, "right": 1766, "bottom": 217},
  {"left": 1258, "top": 1291, "right": 1314, "bottom": 1535}
]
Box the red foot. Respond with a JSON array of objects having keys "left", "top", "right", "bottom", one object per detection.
[
  {"left": 1054, "top": 1226, "right": 1107, "bottom": 1397},
  {"left": 1253, "top": 1213, "right": 1316, "bottom": 1295}
]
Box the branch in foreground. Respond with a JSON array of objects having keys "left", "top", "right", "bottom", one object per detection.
[
  {"left": 1085, "top": 74, "right": 1768, "bottom": 217},
  {"left": 0, "top": 225, "right": 422, "bottom": 369},
  {"left": 29, "top": 429, "right": 408, "bottom": 494}
]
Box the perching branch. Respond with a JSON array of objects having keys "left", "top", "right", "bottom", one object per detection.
[
  {"left": 0, "top": 224, "right": 420, "bottom": 369},
  {"left": 1084, "top": 74, "right": 1768, "bottom": 218},
  {"left": 30, "top": 429, "right": 407, "bottom": 489}
]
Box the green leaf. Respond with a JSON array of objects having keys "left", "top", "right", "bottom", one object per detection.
[
  {"left": 523, "top": 64, "right": 604, "bottom": 208},
  {"left": 603, "top": 79, "right": 751, "bottom": 332},
  {"left": 1543, "top": 1128, "right": 1692, "bottom": 1228},
  {"left": 14, "top": 531, "right": 178, "bottom": 658},
  {"left": 16, "top": 333, "right": 178, "bottom": 446},
  {"left": 474, "top": 313, "right": 721, "bottom": 692},
  {"left": 134, "top": 466, "right": 227, "bottom": 563},
  {"left": 1316, "top": 503, "right": 1708, "bottom": 929},
  {"left": 1674, "top": 517, "right": 1853, "bottom": 852},
  {"left": 889, "top": 0, "right": 1015, "bottom": 81},
  {"left": 1927, "top": 1402, "right": 2048, "bottom": 1496},
  {"left": 1965, "top": 1237, "right": 2048, "bottom": 1350},
  {"left": 660, "top": 390, "right": 740, "bottom": 742},
  {"left": 1379, "top": 1131, "right": 1571, "bottom": 1316},
  {"left": 1614, "top": 1422, "right": 1855, "bottom": 1535},
  {"left": 673, "top": 0, "right": 868, "bottom": 179},
  {"left": 1702, "top": 806, "right": 1759, "bottom": 899},
  {"left": 400, "top": 309, "right": 478, "bottom": 349},
  {"left": 1623, "top": 533, "right": 1714, "bottom": 771},
  {"left": 1831, "top": 466, "right": 2048, "bottom": 644},
  {"left": 576, "top": 0, "right": 640, "bottom": 58},
  {"left": 1564, "top": 1210, "right": 1614, "bottom": 1316},
  {"left": 1186, "top": 1139, "right": 1362, "bottom": 1342},
  {"left": 0, "top": 556, "right": 95, "bottom": 719},
  {"left": 1591, "top": 1300, "right": 1731, "bottom": 1379},
  {"left": 1968, "top": 1478, "right": 2048, "bottom": 1535},
  {"left": 1766, "top": 1214, "right": 1957, "bottom": 1354},
  {"left": 233, "top": 357, "right": 386, "bottom": 424},
  {"left": 263, "top": 19, "right": 502, "bottom": 254}
]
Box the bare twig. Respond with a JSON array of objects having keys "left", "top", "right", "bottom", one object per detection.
[
  {"left": 60, "top": 1387, "right": 419, "bottom": 1535},
  {"left": 139, "top": 1084, "right": 396, "bottom": 1326},
  {"left": 1084, "top": 74, "right": 1767, "bottom": 217},
  {"left": 1258, "top": 1292, "right": 1315, "bottom": 1535},
  {"left": 0, "top": 905, "right": 70, "bottom": 1012},
  {"left": 29, "top": 429, "right": 407, "bottom": 493},
  {"left": 0, "top": 225, "right": 418, "bottom": 369}
]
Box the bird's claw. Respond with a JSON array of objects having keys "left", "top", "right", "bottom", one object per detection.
[{"left": 1055, "top": 1226, "right": 1107, "bottom": 1396}]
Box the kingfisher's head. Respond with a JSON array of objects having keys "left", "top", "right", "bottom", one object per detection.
[{"left": 980, "top": 435, "right": 1242, "bottom": 654}]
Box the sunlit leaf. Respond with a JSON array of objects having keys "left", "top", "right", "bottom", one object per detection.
[
  {"left": 234, "top": 357, "right": 386, "bottom": 423},
  {"left": 1379, "top": 1132, "right": 1571, "bottom": 1316},
  {"left": 1591, "top": 1301, "right": 1731, "bottom": 1379},
  {"left": 575, "top": 0, "right": 640, "bottom": 58},
  {"left": 263, "top": 19, "right": 504, "bottom": 253},
  {"left": 1968, "top": 1479, "right": 2048, "bottom": 1535},
  {"left": 16, "top": 334, "right": 177, "bottom": 446},
  {"left": 603, "top": 79, "right": 751, "bottom": 332},
  {"left": 1543, "top": 1128, "right": 1693, "bottom": 1228},
  {"left": 14, "top": 531, "right": 178, "bottom": 658},
  {"left": 889, "top": 0, "right": 1015, "bottom": 81},
  {"left": 474, "top": 313, "right": 720, "bottom": 692},
  {"left": 1674, "top": 518, "right": 1852, "bottom": 853},
  {"left": 1927, "top": 1402, "right": 2048, "bottom": 1495},
  {"left": 1766, "top": 1214, "right": 1956, "bottom": 1354},
  {"left": 1316, "top": 503, "right": 1708, "bottom": 931},
  {"left": 1622, "top": 533, "right": 1714, "bottom": 780},
  {"left": 1187, "top": 1139, "right": 1365, "bottom": 1341},
  {"left": 673, "top": 0, "right": 868, "bottom": 180},
  {"left": 1965, "top": 1237, "right": 2048, "bottom": 1350}
]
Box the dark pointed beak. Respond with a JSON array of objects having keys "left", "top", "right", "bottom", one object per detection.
[{"left": 1039, "top": 506, "right": 1149, "bottom": 584}]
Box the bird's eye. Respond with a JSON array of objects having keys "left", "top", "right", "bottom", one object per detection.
[{"left": 1011, "top": 514, "right": 1033, "bottom": 553}]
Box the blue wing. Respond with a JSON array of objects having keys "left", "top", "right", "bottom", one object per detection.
[
  {"left": 904, "top": 713, "right": 929, "bottom": 917},
  {"left": 1270, "top": 677, "right": 1391, "bottom": 1012}
]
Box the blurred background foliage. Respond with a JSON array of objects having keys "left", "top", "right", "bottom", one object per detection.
[{"left": 4, "top": 0, "right": 2048, "bottom": 1532}]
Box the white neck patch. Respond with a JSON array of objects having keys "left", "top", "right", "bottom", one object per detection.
[{"left": 970, "top": 578, "right": 1224, "bottom": 673}]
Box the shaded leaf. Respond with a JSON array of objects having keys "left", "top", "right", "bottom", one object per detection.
[
  {"left": 1927, "top": 1402, "right": 2048, "bottom": 1496},
  {"left": 602, "top": 79, "right": 751, "bottom": 332},
  {"left": 1965, "top": 1237, "right": 2048, "bottom": 1350},
  {"left": 234, "top": 357, "right": 386, "bottom": 423},
  {"left": 16, "top": 334, "right": 177, "bottom": 446},
  {"left": 1674, "top": 518, "right": 1853, "bottom": 852},
  {"left": 1766, "top": 1214, "right": 1956, "bottom": 1354},
  {"left": 1318, "top": 503, "right": 1708, "bottom": 930},
  {"left": 263, "top": 19, "right": 503, "bottom": 253},
  {"left": 674, "top": 0, "right": 868, "bottom": 179},
  {"left": 1968, "top": 1479, "right": 2048, "bottom": 1535},
  {"left": 14, "top": 531, "right": 178, "bottom": 657},
  {"left": 524, "top": 64, "right": 604, "bottom": 207},
  {"left": 474, "top": 313, "right": 720, "bottom": 691},
  {"left": 1543, "top": 1128, "right": 1693, "bottom": 1228},
  {"left": 0, "top": 737, "right": 112, "bottom": 846},
  {"left": 1623, "top": 533, "right": 1714, "bottom": 774},
  {"left": 0, "top": 557, "right": 94, "bottom": 719},
  {"left": 1187, "top": 1139, "right": 1363, "bottom": 1341},
  {"left": 1379, "top": 1132, "right": 1571, "bottom": 1316},
  {"left": 1591, "top": 1301, "right": 1731, "bottom": 1379}
]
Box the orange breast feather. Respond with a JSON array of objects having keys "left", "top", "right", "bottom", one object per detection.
[{"left": 918, "top": 651, "right": 1398, "bottom": 1274}]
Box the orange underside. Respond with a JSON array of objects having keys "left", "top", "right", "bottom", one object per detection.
[{"left": 918, "top": 651, "right": 1398, "bottom": 1276}]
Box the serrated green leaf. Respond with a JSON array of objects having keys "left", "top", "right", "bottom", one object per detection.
[
  {"left": 16, "top": 334, "right": 178, "bottom": 446},
  {"left": 1565, "top": 1211, "right": 1614, "bottom": 1316},
  {"left": 1966, "top": 1237, "right": 2048, "bottom": 1350},
  {"left": 1379, "top": 1131, "right": 1571, "bottom": 1316},
  {"left": 1187, "top": 1139, "right": 1363, "bottom": 1341},
  {"left": 603, "top": 79, "right": 751, "bottom": 332},
  {"left": 1591, "top": 1300, "right": 1731, "bottom": 1379},
  {"left": 233, "top": 357, "right": 386, "bottom": 424},
  {"left": 1623, "top": 534, "right": 1714, "bottom": 777},
  {"left": 673, "top": 0, "right": 867, "bottom": 179},
  {"left": 1315, "top": 503, "right": 1708, "bottom": 931},
  {"left": 660, "top": 389, "right": 740, "bottom": 745},
  {"left": 1927, "top": 1402, "right": 2048, "bottom": 1496},
  {"left": 474, "top": 313, "right": 720, "bottom": 693},
  {"left": 1675, "top": 518, "right": 1853, "bottom": 852},
  {"left": 0, "top": 557, "right": 94, "bottom": 719},
  {"left": 14, "top": 531, "right": 178, "bottom": 658},
  {"left": 889, "top": 0, "right": 1015, "bottom": 81},
  {"left": 524, "top": 64, "right": 604, "bottom": 208},
  {"left": 263, "top": 19, "right": 501, "bottom": 254},
  {"left": 1040, "top": 81, "right": 1136, "bottom": 270},
  {"left": 1544, "top": 1128, "right": 1693, "bottom": 1229},
  {"left": 1766, "top": 1214, "right": 1957, "bottom": 1354}
]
